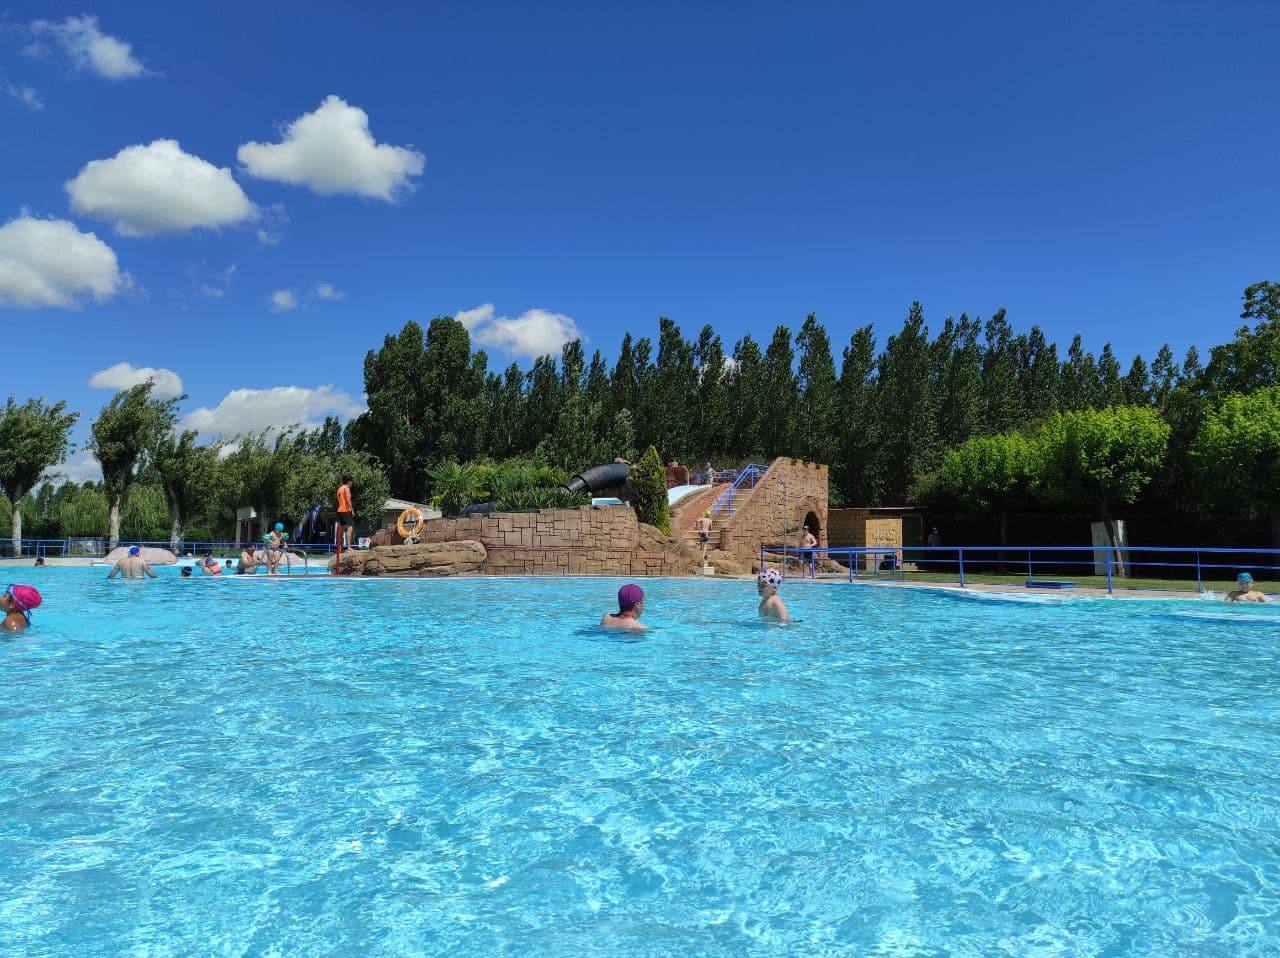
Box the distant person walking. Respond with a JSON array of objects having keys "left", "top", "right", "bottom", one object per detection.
[
  {"left": 695, "top": 511, "right": 713, "bottom": 562},
  {"left": 336, "top": 475, "right": 355, "bottom": 552},
  {"left": 927, "top": 527, "right": 941, "bottom": 548}
]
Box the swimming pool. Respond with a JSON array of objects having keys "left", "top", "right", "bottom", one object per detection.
[{"left": 3, "top": 571, "right": 1278, "bottom": 955}]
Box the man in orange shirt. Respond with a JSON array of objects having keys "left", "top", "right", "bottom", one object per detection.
[{"left": 336, "top": 475, "right": 355, "bottom": 551}]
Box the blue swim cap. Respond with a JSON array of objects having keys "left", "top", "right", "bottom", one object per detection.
[
  {"left": 128, "top": 546, "right": 140, "bottom": 556},
  {"left": 1238, "top": 571, "right": 1253, "bottom": 583},
  {"left": 274, "top": 522, "right": 285, "bottom": 532}
]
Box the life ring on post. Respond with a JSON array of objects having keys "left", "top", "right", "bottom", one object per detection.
[{"left": 396, "top": 506, "right": 426, "bottom": 543}]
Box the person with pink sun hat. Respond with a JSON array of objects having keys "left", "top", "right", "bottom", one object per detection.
[{"left": 2, "top": 584, "right": 42, "bottom": 633}]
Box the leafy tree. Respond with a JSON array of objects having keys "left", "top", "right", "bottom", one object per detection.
[
  {"left": 795, "top": 314, "right": 839, "bottom": 464},
  {"left": 833, "top": 325, "right": 878, "bottom": 504},
  {"left": 1150, "top": 344, "right": 1178, "bottom": 404},
  {"left": 873, "top": 302, "right": 937, "bottom": 503},
  {"left": 1034, "top": 406, "right": 1170, "bottom": 573},
  {"left": 89, "top": 383, "right": 181, "bottom": 548},
  {"left": 1122, "top": 355, "right": 1152, "bottom": 406},
  {"left": 1097, "top": 344, "right": 1126, "bottom": 407},
  {"left": 760, "top": 325, "right": 799, "bottom": 457},
  {"left": 1189, "top": 387, "right": 1280, "bottom": 546},
  {"left": 728, "top": 335, "right": 765, "bottom": 458},
  {"left": 1059, "top": 336, "right": 1099, "bottom": 412},
  {"left": 1202, "top": 281, "right": 1280, "bottom": 394},
  {"left": 1018, "top": 326, "right": 1060, "bottom": 422},
  {"left": 0, "top": 397, "right": 78, "bottom": 556},
  {"left": 935, "top": 315, "right": 983, "bottom": 448},
  {"left": 981, "top": 310, "right": 1022, "bottom": 434},
  {"left": 353, "top": 320, "right": 431, "bottom": 496},
  {"left": 627, "top": 445, "right": 670, "bottom": 533},
  {"left": 651, "top": 318, "right": 697, "bottom": 460},
  {"left": 693, "top": 325, "right": 730, "bottom": 458},
  {"left": 153, "top": 430, "right": 220, "bottom": 550},
  {"left": 916, "top": 432, "right": 1039, "bottom": 548}
]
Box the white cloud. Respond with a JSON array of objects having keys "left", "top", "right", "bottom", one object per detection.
[
  {"left": 457, "top": 303, "right": 582, "bottom": 360},
  {"left": 270, "top": 289, "right": 297, "bottom": 312},
  {"left": 3, "top": 80, "right": 43, "bottom": 110},
  {"left": 66, "top": 140, "right": 256, "bottom": 237},
  {"left": 44, "top": 448, "right": 103, "bottom": 485},
  {"left": 182, "top": 385, "right": 365, "bottom": 438},
  {"left": 89, "top": 362, "right": 184, "bottom": 398},
  {"left": 30, "top": 15, "right": 147, "bottom": 80},
  {"left": 0, "top": 214, "right": 128, "bottom": 308},
  {"left": 237, "top": 95, "right": 424, "bottom": 200},
  {"left": 314, "top": 281, "right": 344, "bottom": 301}
]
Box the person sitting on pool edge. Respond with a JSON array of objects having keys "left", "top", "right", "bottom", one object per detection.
[
  {"left": 602, "top": 583, "right": 647, "bottom": 631},
  {"left": 757, "top": 568, "right": 791, "bottom": 623},
  {"left": 2, "top": 584, "right": 41, "bottom": 633},
  {"left": 108, "top": 546, "right": 157, "bottom": 580},
  {"left": 1226, "top": 571, "right": 1266, "bottom": 603}
]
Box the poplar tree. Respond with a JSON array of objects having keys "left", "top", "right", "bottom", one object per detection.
[{"left": 795, "top": 314, "right": 839, "bottom": 464}]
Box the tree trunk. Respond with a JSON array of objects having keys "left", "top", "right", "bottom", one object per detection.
[
  {"left": 108, "top": 498, "right": 121, "bottom": 551},
  {"left": 1100, "top": 501, "right": 1125, "bottom": 578},
  {"left": 1271, "top": 502, "right": 1280, "bottom": 550},
  {"left": 169, "top": 501, "right": 183, "bottom": 553},
  {"left": 10, "top": 488, "right": 24, "bottom": 558}
]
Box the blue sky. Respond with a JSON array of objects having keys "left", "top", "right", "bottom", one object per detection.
[{"left": 2, "top": 1, "right": 1278, "bottom": 478}]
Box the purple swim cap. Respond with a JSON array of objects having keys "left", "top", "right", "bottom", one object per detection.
[{"left": 618, "top": 583, "right": 644, "bottom": 611}]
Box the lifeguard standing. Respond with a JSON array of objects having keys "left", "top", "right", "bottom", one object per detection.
[{"left": 336, "top": 475, "right": 355, "bottom": 552}]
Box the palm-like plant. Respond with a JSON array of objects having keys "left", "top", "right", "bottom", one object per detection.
[{"left": 428, "top": 462, "right": 489, "bottom": 516}]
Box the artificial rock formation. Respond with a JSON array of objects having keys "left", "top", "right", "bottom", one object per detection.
[{"left": 336, "top": 540, "right": 486, "bottom": 577}]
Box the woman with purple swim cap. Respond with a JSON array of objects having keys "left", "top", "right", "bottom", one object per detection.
[{"left": 601, "top": 583, "right": 647, "bottom": 631}]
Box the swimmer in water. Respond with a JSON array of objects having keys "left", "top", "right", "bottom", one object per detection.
[
  {"left": 757, "top": 568, "right": 791, "bottom": 623},
  {"left": 108, "top": 546, "right": 157, "bottom": 580},
  {"left": 199, "top": 556, "right": 223, "bottom": 576},
  {"left": 601, "top": 583, "right": 647, "bottom": 632},
  {"left": 2, "top": 584, "right": 41, "bottom": 633},
  {"left": 238, "top": 544, "right": 260, "bottom": 575},
  {"left": 1226, "top": 571, "right": 1267, "bottom": 603}
]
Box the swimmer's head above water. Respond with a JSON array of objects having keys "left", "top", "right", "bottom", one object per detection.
[
  {"left": 757, "top": 568, "right": 782, "bottom": 595},
  {"left": 618, "top": 583, "right": 644, "bottom": 614}
]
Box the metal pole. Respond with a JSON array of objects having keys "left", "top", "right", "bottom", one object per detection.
[
  {"left": 1195, "top": 549, "right": 1202, "bottom": 593},
  {"left": 1026, "top": 549, "right": 1032, "bottom": 583},
  {"left": 959, "top": 547, "right": 966, "bottom": 587},
  {"left": 1105, "top": 547, "right": 1114, "bottom": 594},
  {"left": 848, "top": 549, "right": 853, "bottom": 583}
]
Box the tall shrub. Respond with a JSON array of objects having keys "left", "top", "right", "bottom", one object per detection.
[{"left": 628, "top": 445, "right": 670, "bottom": 534}]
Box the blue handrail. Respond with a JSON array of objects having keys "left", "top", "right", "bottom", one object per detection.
[
  {"left": 759, "top": 544, "right": 1280, "bottom": 595},
  {"left": 0, "top": 537, "right": 337, "bottom": 559},
  {"left": 708, "top": 463, "right": 768, "bottom": 519}
]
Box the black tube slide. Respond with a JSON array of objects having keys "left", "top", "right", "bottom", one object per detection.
[{"left": 562, "top": 461, "right": 631, "bottom": 495}]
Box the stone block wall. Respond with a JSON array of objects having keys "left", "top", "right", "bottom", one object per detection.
[
  {"left": 827, "top": 508, "right": 904, "bottom": 570},
  {"left": 717, "top": 458, "right": 828, "bottom": 570},
  {"left": 353, "top": 505, "right": 700, "bottom": 577}
]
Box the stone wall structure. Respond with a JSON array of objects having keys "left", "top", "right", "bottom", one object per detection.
[
  {"left": 716, "top": 458, "right": 828, "bottom": 570},
  {"left": 341, "top": 505, "right": 700, "bottom": 577},
  {"left": 827, "top": 507, "right": 915, "bottom": 570}
]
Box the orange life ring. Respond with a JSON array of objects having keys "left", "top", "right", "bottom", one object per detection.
[{"left": 396, "top": 507, "right": 426, "bottom": 540}]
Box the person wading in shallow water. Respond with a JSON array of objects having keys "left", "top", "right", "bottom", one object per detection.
[
  {"left": 601, "top": 583, "right": 647, "bottom": 632},
  {"left": 756, "top": 568, "right": 791, "bottom": 623}
]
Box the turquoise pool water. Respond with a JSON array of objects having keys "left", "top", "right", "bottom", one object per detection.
[{"left": 3, "top": 571, "right": 1279, "bottom": 955}]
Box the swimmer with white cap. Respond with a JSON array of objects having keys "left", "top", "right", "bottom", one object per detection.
[{"left": 757, "top": 568, "right": 790, "bottom": 623}]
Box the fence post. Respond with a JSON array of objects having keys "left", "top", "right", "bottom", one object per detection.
[
  {"left": 958, "top": 547, "right": 965, "bottom": 587},
  {"left": 1027, "top": 549, "right": 1032, "bottom": 583},
  {"left": 848, "top": 549, "right": 853, "bottom": 583},
  {"left": 1195, "top": 550, "right": 1202, "bottom": 593},
  {"left": 1105, "top": 547, "right": 1114, "bottom": 594}
]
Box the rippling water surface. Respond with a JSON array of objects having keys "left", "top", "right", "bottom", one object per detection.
[{"left": 3, "top": 570, "right": 1279, "bottom": 956}]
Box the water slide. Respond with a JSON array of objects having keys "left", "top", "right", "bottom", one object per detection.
[{"left": 561, "top": 462, "right": 631, "bottom": 496}]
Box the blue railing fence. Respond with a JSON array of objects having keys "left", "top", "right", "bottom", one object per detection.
[
  {"left": 708, "top": 463, "right": 768, "bottom": 519},
  {"left": 758, "top": 544, "right": 1280, "bottom": 595},
  {"left": 0, "top": 537, "right": 337, "bottom": 560}
]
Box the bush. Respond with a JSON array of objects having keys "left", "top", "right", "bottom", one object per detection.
[{"left": 628, "top": 445, "right": 670, "bottom": 534}]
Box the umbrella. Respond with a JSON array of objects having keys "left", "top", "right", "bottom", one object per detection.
[{"left": 104, "top": 546, "right": 178, "bottom": 565}]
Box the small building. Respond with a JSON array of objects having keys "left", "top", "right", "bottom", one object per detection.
[
  {"left": 827, "top": 507, "right": 924, "bottom": 569},
  {"left": 378, "top": 498, "right": 440, "bottom": 534}
]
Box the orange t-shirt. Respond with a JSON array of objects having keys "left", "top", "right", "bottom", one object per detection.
[{"left": 337, "top": 484, "right": 353, "bottom": 513}]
